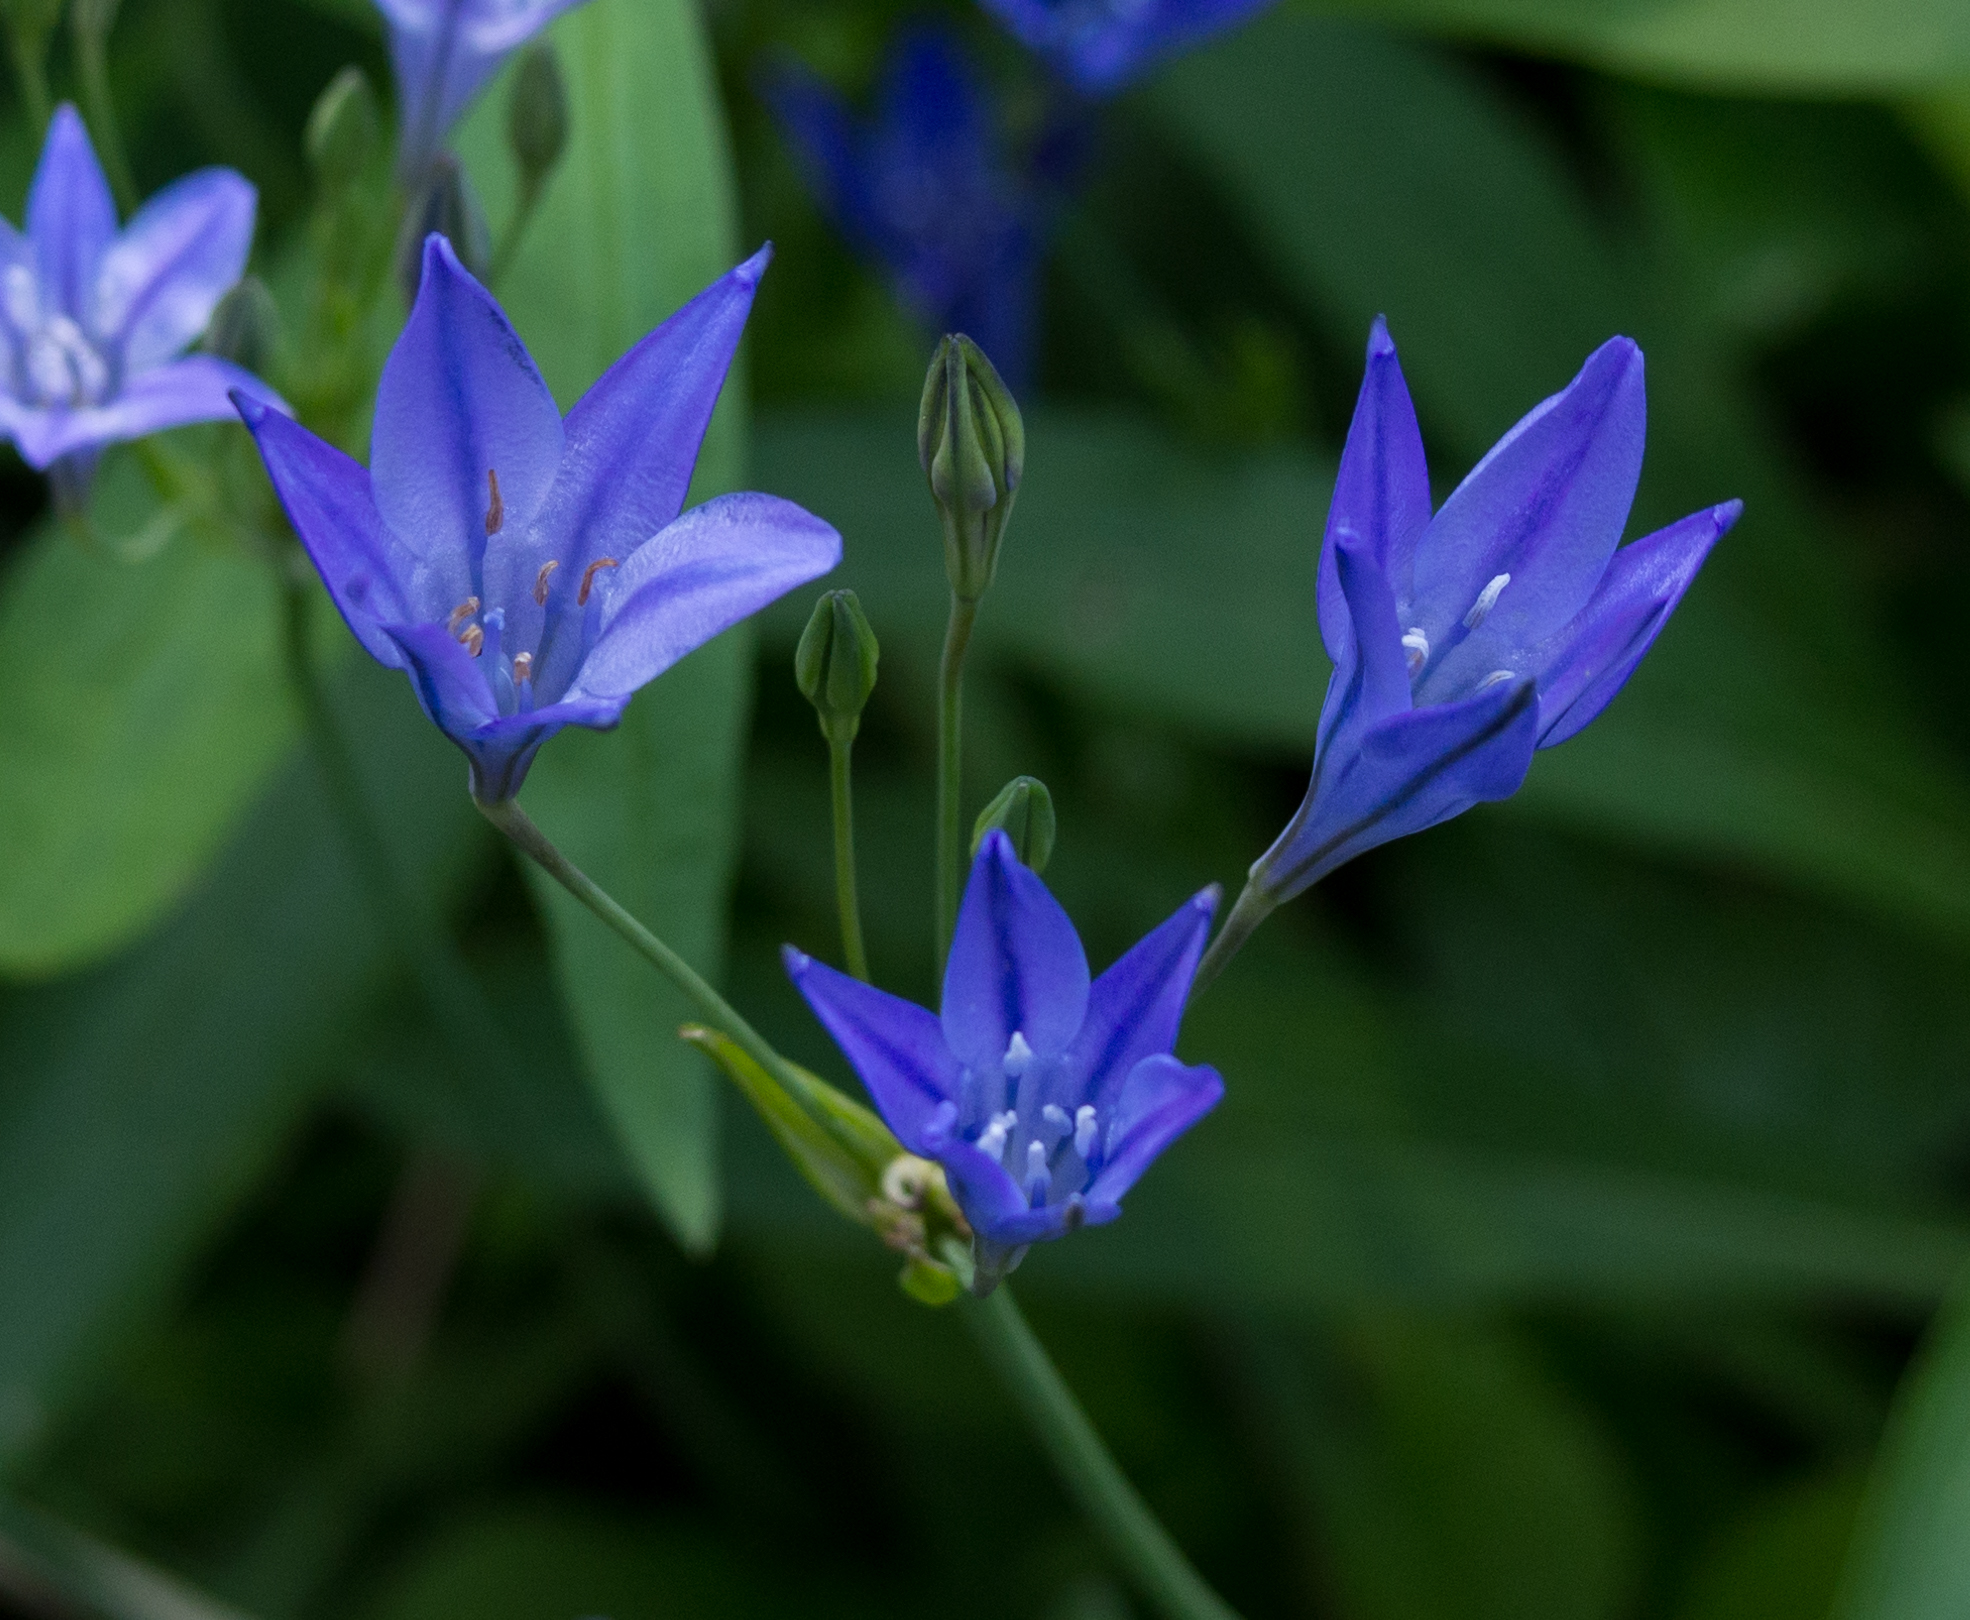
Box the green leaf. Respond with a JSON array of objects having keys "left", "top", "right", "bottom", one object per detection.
[
  {"left": 0, "top": 659, "right": 488, "bottom": 1479},
  {"left": 1831, "top": 1266, "right": 1970, "bottom": 1620},
  {"left": 0, "top": 526, "right": 295, "bottom": 977},
  {"left": 1678, "top": 1472, "right": 1863, "bottom": 1620},
  {"left": 455, "top": 0, "right": 750, "bottom": 1252},
  {"left": 0, "top": 1497, "right": 255, "bottom": 1620},
  {"left": 1289, "top": 0, "right": 1970, "bottom": 93}
]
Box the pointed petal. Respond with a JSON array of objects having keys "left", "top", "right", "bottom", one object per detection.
[
  {"left": 1532, "top": 500, "right": 1738, "bottom": 749},
  {"left": 30, "top": 106, "right": 117, "bottom": 320},
  {"left": 928, "top": 1134, "right": 1033, "bottom": 1243},
  {"left": 378, "top": 617, "right": 499, "bottom": 742},
  {"left": 1256, "top": 678, "right": 1539, "bottom": 903},
  {"left": 3, "top": 356, "right": 282, "bottom": 470},
  {"left": 1316, "top": 524, "right": 1412, "bottom": 756},
  {"left": 457, "top": 693, "right": 625, "bottom": 804},
  {"left": 371, "top": 235, "right": 563, "bottom": 580},
  {"left": 1070, "top": 886, "right": 1218, "bottom": 1114},
  {"left": 388, "top": 0, "right": 584, "bottom": 178},
  {"left": 95, "top": 168, "right": 256, "bottom": 373},
  {"left": 784, "top": 947, "right": 963, "bottom": 1150},
  {"left": 1409, "top": 338, "right": 1645, "bottom": 669},
  {"left": 493, "top": 248, "right": 771, "bottom": 615},
  {"left": 563, "top": 492, "right": 840, "bottom": 701},
  {"left": 1086, "top": 1056, "right": 1224, "bottom": 1206},
  {"left": 943, "top": 830, "right": 1091, "bottom": 1069},
  {"left": 1318, "top": 317, "right": 1432, "bottom": 661},
  {"left": 236, "top": 391, "right": 422, "bottom": 667}
]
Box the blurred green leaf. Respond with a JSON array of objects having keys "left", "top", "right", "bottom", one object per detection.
[
  {"left": 1677, "top": 1471, "right": 1862, "bottom": 1620},
  {"left": 1290, "top": 0, "right": 1970, "bottom": 92},
  {"left": 1832, "top": 1267, "right": 1970, "bottom": 1620},
  {"left": 454, "top": 0, "right": 752, "bottom": 1252},
  {"left": 0, "top": 1496, "right": 255, "bottom": 1620},
  {"left": 0, "top": 527, "right": 294, "bottom": 977},
  {"left": 0, "top": 658, "right": 487, "bottom": 1479}
]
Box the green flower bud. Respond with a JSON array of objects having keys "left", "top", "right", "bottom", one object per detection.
[
  {"left": 306, "top": 67, "right": 380, "bottom": 193},
  {"left": 918, "top": 334, "right": 1024, "bottom": 602},
  {"left": 794, "top": 588, "right": 878, "bottom": 747},
  {"left": 394, "top": 152, "right": 491, "bottom": 307},
  {"left": 200, "top": 276, "right": 280, "bottom": 376},
  {"left": 971, "top": 775, "right": 1055, "bottom": 874},
  {"left": 506, "top": 40, "right": 569, "bottom": 194}
]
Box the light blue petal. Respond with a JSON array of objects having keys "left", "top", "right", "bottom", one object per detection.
[
  {"left": 95, "top": 168, "right": 256, "bottom": 374},
  {"left": 29, "top": 106, "right": 117, "bottom": 322},
  {"left": 942, "top": 831, "right": 1091, "bottom": 1069}
]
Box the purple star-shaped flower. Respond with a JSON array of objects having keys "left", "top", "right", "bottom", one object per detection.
[
  {"left": 377, "top": 0, "right": 589, "bottom": 179},
  {"left": 788, "top": 830, "right": 1224, "bottom": 1286},
  {"left": 0, "top": 105, "right": 280, "bottom": 502},
  {"left": 762, "top": 26, "right": 1050, "bottom": 390},
  {"left": 976, "top": 0, "right": 1277, "bottom": 95},
  {"left": 237, "top": 234, "right": 841, "bottom": 803},
  {"left": 1250, "top": 319, "right": 1741, "bottom": 905}
]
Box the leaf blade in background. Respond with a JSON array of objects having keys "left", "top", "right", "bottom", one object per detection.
[{"left": 455, "top": 0, "right": 752, "bottom": 1252}]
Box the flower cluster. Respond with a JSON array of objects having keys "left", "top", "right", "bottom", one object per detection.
[{"left": 977, "top": 0, "right": 1279, "bottom": 94}]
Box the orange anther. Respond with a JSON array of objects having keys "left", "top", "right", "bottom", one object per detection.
[
  {"left": 485, "top": 468, "right": 505, "bottom": 535},
  {"left": 577, "top": 556, "right": 619, "bottom": 607},
  {"left": 532, "top": 559, "right": 558, "bottom": 605}
]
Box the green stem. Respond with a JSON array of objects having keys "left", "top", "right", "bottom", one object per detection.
[
  {"left": 964, "top": 1287, "right": 1244, "bottom": 1620},
  {"left": 488, "top": 177, "right": 542, "bottom": 289},
  {"left": 72, "top": 9, "right": 137, "bottom": 213},
  {"left": 6, "top": 23, "right": 51, "bottom": 135},
  {"left": 829, "top": 737, "right": 871, "bottom": 981},
  {"left": 935, "top": 593, "right": 979, "bottom": 973},
  {"left": 1187, "top": 879, "right": 1275, "bottom": 1004}
]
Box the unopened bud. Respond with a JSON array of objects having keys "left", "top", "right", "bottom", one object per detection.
[
  {"left": 200, "top": 276, "right": 280, "bottom": 376},
  {"left": 306, "top": 67, "right": 379, "bottom": 192},
  {"left": 394, "top": 153, "right": 491, "bottom": 306},
  {"left": 972, "top": 775, "right": 1055, "bottom": 873},
  {"left": 506, "top": 40, "right": 569, "bottom": 194},
  {"left": 918, "top": 334, "right": 1024, "bottom": 602},
  {"left": 794, "top": 588, "right": 878, "bottom": 747}
]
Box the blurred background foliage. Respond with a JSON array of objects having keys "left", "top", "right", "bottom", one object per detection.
[{"left": 2, "top": 0, "right": 1970, "bottom": 1617}]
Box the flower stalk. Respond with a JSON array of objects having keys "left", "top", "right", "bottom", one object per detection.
[
  {"left": 1186, "top": 881, "right": 1273, "bottom": 1003},
  {"left": 936, "top": 592, "right": 979, "bottom": 970},
  {"left": 70, "top": 0, "right": 136, "bottom": 212},
  {"left": 829, "top": 737, "right": 870, "bottom": 981},
  {"left": 964, "top": 1286, "right": 1243, "bottom": 1620}
]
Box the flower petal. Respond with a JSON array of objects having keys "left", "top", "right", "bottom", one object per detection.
[
  {"left": 490, "top": 247, "right": 771, "bottom": 624},
  {"left": 30, "top": 106, "right": 117, "bottom": 321},
  {"left": 1408, "top": 337, "right": 1645, "bottom": 687},
  {"left": 978, "top": 0, "right": 1275, "bottom": 93},
  {"left": 562, "top": 492, "right": 841, "bottom": 701},
  {"left": 458, "top": 693, "right": 626, "bottom": 803},
  {"left": 1316, "top": 524, "right": 1412, "bottom": 756},
  {"left": 1256, "top": 677, "right": 1539, "bottom": 903},
  {"left": 2, "top": 356, "right": 282, "bottom": 470},
  {"left": 1530, "top": 499, "right": 1739, "bottom": 749},
  {"left": 1069, "top": 885, "right": 1218, "bottom": 1114},
  {"left": 1318, "top": 317, "right": 1432, "bottom": 663},
  {"left": 943, "top": 830, "right": 1091, "bottom": 1069},
  {"left": 94, "top": 168, "right": 256, "bottom": 374},
  {"left": 387, "top": 0, "right": 585, "bottom": 178},
  {"left": 1086, "top": 1055, "right": 1224, "bottom": 1207},
  {"left": 928, "top": 1134, "right": 1033, "bottom": 1244},
  {"left": 235, "top": 390, "right": 422, "bottom": 668},
  {"left": 371, "top": 235, "right": 564, "bottom": 583},
  {"left": 783, "top": 946, "right": 963, "bottom": 1150},
  {"left": 378, "top": 617, "right": 499, "bottom": 744}
]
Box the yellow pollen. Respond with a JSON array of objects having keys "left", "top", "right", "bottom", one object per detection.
[
  {"left": 532, "top": 559, "right": 558, "bottom": 605},
  {"left": 447, "top": 596, "right": 480, "bottom": 631},
  {"left": 459, "top": 623, "right": 484, "bottom": 657},
  {"left": 485, "top": 468, "right": 504, "bottom": 535},
  {"left": 577, "top": 556, "right": 619, "bottom": 606},
  {"left": 513, "top": 651, "right": 534, "bottom": 684}
]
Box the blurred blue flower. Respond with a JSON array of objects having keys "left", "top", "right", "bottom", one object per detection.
[
  {"left": 377, "top": 0, "right": 588, "bottom": 179},
  {"left": 787, "top": 830, "right": 1224, "bottom": 1286},
  {"left": 0, "top": 105, "right": 279, "bottom": 504},
  {"left": 237, "top": 235, "right": 840, "bottom": 804},
  {"left": 976, "top": 0, "right": 1276, "bottom": 94},
  {"left": 1251, "top": 319, "right": 1740, "bottom": 903},
  {"left": 762, "top": 26, "right": 1049, "bottom": 390}
]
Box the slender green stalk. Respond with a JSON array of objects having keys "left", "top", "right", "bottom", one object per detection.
[
  {"left": 935, "top": 593, "right": 979, "bottom": 972},
  {"left": 0, "top": 1497, "right": 255, "bottom": 1620},
  {"left": 828, "top": 737, "right": 871, "bottom": 981},
  {"left": 6, "top": 23, "right": 51, "bottom": 135},
  {"left": 488, "top": 180, "right": 543, "bottom": 289},
  {"left": 1187, "top": 880, "right": 1274, "bottom": 1004},
  {"left": 964, "top": 1287, "right": 1244, "bottom": 1620},
  {"left": 72, "top": 4, "right": 137, "bottom": 212}
]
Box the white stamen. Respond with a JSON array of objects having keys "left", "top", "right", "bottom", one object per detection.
[
  {"left": 1002, "top": 1031, "right": 1033, "bottom": 1078},
  {"left": 1041, "top": 1104, "right": 1071, "bottom": 1133},
  {"left": 1024, "top": 1139, "right": 1051, "bottom": 1201},
  {"left": 976, "top": 1110, "right": 1017, "bottom": 1158},
  {"left": 1073, "top": 1105, "right": 1098, "bottom": 1159},
  {"left": 1401, "top": 628, "right": 1430, "bottom": 673},
  {"left": 1476, "top": 669, "right": 1517, "bottom": 691},
  {"left": 1463, "top": 572, "right": 1511, "bottom": 630}
]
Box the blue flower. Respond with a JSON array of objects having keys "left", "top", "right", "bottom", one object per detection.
[
  {"left": 377, "top": 0, "right": 588, "bottom": 179},
  {"left": 237, "top": 234, "right": 841, "bottom": 804},
  {"left": 0, "top": 105, "right": 279, "bottom": 502},
  {"left": 787, "top": 830, "right": 1224, "bottom": 1285},
  {"left": 1251, "top": 319, "right": 1741, "bottom": 904},
  {"left": 762, "top": 26, "right": 1045, "bottom": 390},
  {"left": 976, "top": 0, "right": 1277, "bottom": 95}
]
